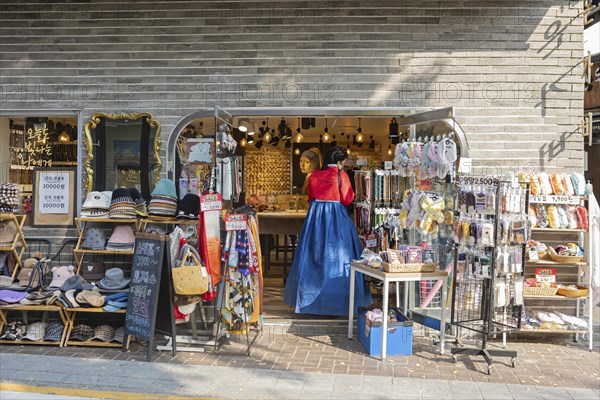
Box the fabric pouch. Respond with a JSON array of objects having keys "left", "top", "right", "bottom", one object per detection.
[
  {"left": 538, "top": 173, "right": 552, "bottom": 195},
  {"left": 565, "top": 206, "right": 579, "bottom": 229},
  {"left": 534, "top": 204, "right": 548, "bottom": 228},
  {"left": 546, "top": 205, "right": 560, "bottom": 229},
  {"left": 549, "top": 173, "right": 565, "bottom": 195},
  {"left": 556, "top": 206, "right": 569, "bottom": 229}
]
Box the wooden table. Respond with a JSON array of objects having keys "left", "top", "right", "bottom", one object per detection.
[
  {"left": 348, "top": 262, "right": 449, "bottom": 359},
  {"left": 257, "top": 211, "right": 306, "bottom": 280}
]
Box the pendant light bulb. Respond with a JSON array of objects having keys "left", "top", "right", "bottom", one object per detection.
[
  {"left": 294, "top": 147, "right": 301, "bottom": 155},
  {"left": 387, "top": 145, "right": 393, "bottom": 156},
  {"left": 322, "top": 117, "right": 330, "bottom": 142},
  {"left": 264, "top": 131, "right": 272, "bottom": 142},
  {"left": 356, "top": 117, "right": 364, "bottom": 143},
  {"left": 240, "top": 136, "right": 247, "bottom": 147},
  {"left": 295, "top": 132, "right": 304, "bottom": 143}
]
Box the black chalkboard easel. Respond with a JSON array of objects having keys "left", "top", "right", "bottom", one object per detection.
[{"left": 123, "top": 233, "right": 177, "bottom": 361}]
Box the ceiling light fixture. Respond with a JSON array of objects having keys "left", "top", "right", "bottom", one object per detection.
[
  {"left": 239, "top": 119, "right": 253, "bottom": 134},
  {"left": 294, "top": 117, "right": 304, "bottom": 143},
  {"left": 322, "top": 118, "right": 330, "bottom": 142},
  {"left": 347, "top": 137, "right": 351, "bottom": 155},
  {"left": 263, "top": 129, "right": 272, "bottom": 142},
  {"left": 247, "top": 135, "right": 255, "bottom": 144},
  {"left": 240, "top": 136, "right": 247, "bottom": 147},
  {"left": 294, "top": 147, "right": 301, "bottom": 155},
  {"left": 356, "top": 117, "right": 364, "bottom": 143}
]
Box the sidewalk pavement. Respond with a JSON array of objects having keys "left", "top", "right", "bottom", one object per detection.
[{"left": 1, "top": 352, "right": 598, "bottom": 400}]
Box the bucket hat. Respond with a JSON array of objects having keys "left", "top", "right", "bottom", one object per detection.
[
  {"left": 151, "top": 179, "right": 177, "bottom": 199},
  {"left": 81, "top": 261, "right": 105, "bottom": 282},
  {"left": 0, "top": 289, "right": 28, "bottom": 304},
  {"left": 97, "top": 268, "right": 130, "bottom": 291},
  {"left": 92, "top": 325, "right": 115, "bottom": 342},
  {"left": 23, "top": 322, "right": 48, "bottom": 341},
  {"left": 81, "top": 228, "right": 107, "bottom": 250},
  {"left": 0, "top": 220, "right": 19, "bottom": 246},
  {"left": 82, "top": 191, "right": 111, "bottom": 210},
  {"left": 107, "top": 225, "right": 135, "bottom": 245},
  {"left": 59, "top": 275, "right": 93, "bottom": 292},
  {"left": 109, "top": 188, "right": 136, "bottom": 219},
  {"left": 177, "top": 194, "right": 200, "bottom": 219},
  {"left": 110, "top": 188, "right": 134, "bottom": 205},
  {"left": 76, "top": 289, "right": 106, "bottom": 308},
  {"left": 0, "top": 321, "right": 26, "bottom": 340},
  {"left": 70, "top": 324, "right": 94, "bottom": 341},
  {"left": 43, "top": 322, "right": 64, "bottom": 342},
  {"left": 48, "top": 265, "right": 75, "bottom": 288},
  {"left": 112, "top": 326, "right": 125, "bottom": 343}
]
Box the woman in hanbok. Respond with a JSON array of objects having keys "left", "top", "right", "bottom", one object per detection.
[{"left": 284, "top": 146, "right": 372, "bottom": 315}]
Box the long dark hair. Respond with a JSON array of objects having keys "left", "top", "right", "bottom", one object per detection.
[{"left": 321, "top": 146, "right": 348, "bottom": 170}]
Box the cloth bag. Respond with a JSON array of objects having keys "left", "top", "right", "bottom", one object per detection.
[{"left": 171, "top": 244, "right": 209, "bottom": 295}]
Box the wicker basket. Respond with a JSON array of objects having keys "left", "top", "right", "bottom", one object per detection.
[
  {"left": 557, "top": 286, "right": 588, "bottom": 298},
  {"left": 548, "top": 253, "right": 583, "bottom": 264},
  {"left": 524, "top": 286, "right": 559, "bottom": 296},
  {"left": 382, "top": 262, "right": 437, "bottom": 273}
]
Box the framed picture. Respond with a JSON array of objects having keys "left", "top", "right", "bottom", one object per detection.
[{"left": 32, "top": 167, "right": 77, "bottom": 227}]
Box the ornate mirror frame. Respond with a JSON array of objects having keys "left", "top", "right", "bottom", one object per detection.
[{"left": 84, "top": 112, "right": 161, "bottom": 194}]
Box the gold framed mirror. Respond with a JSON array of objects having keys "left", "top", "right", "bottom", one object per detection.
[{"left": 84, "top": 112, "right": 161, "bottom": 197}]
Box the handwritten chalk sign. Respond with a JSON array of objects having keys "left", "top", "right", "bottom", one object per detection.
[{"left": 124, "top": 233, "right": 176, "bottom": 361}]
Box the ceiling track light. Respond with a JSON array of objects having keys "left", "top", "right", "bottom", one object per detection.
[{"left": 239, "top": 119, "right": 253, "bottom": 135}]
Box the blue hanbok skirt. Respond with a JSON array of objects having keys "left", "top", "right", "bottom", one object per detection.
[{"left": 284, "top": 200, "right": 372, "bottom": 315}]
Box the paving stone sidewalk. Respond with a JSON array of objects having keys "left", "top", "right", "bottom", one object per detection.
[
  {"left": 1, "top": 321, "right": 598, "bottom": 392},
  {"left": 1, "top": 352, "right": 599, "bottom": 399}
]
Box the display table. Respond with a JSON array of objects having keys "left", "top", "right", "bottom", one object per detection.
[
  {"left": 257, "top": 211, "right": 306, "bottom": 280},
  {"left": 348, "top": 261, "right": 449, "bottom": 359}
]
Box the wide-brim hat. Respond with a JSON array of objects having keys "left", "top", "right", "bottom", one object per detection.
[
  {"left": 92, "top": 325, "right": 115, "bottom": 342},
  {"left": 151, "top": 179, "right": 177, "bottom": 199},
  {"left": 43, "top": 322, "right": 64, "bottom": 342},
  {"left": 23, "top": 322, "right": 48, "bottom": 341},
  {"left": 107, "top": 225, "right": 135, "bottom": 245},
  {"left": 82, "top": 191, "right": 111, "bottom": 210},
  {"left": 177, "top": 194, "right": 200, "bottom": 219},
  {"left": 98, "top": 268, "right": 130, "bottom": 290}
]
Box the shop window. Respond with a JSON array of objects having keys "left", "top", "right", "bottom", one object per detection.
[{"left": 0, "top": 116, "right": 78, "bottom": 225}]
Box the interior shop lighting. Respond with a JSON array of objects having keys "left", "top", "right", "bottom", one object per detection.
[
  {"left": 356, "top": 117, "right": 364, "bottom": 143},
  {"left": 247, "top": 135, "right": 255, "bottom": 144},
  {"left": 278, "top": 118, "right": 287, "bottom": 136},
  {"left": 239, "top": 119, "right": 253, "bottom": 134},
  {"left": 284, "top": 139, "right": 292, "bottom": 148},
  {"left": 255, "top": 138, "right": 264, "bottom": 149},
  {"left": 294, "top": 117, "right": 304, "bottom": 143},
  {"left": 270, "top": 131, "right": 280, "bottom": 146},
  {"left": 347, "top": 137, "right": 351, "bottom": 155},
  {"left": 322, "top": 118, "right": 331, "bottom": 142},
  {"left": 294, "top": 147, "right": 301, "bottom": 155},
  {"left": 368, "top": 135, "right": 375, "bottom": 149},
  {"left": 387, "top": 138, "right": 393, "bottom": 156},
  {"left": 240, "top": 136, "right": 247, "bottom": 147}
]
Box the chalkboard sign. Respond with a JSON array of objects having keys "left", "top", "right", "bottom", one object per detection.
[{"left": 124, "top": 232, "right": 176, "bottom": 361}]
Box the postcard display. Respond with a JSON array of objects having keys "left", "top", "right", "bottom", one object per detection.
[{"left": 450, "top": 176, "right": 530, "bottom": 375}]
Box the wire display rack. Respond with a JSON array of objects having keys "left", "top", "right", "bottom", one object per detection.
[{"left": 450, "top": 178, "right": 529, "bottom": 374}]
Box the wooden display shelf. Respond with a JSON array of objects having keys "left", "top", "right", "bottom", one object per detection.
[
  {"left": 531, "top": 228, "right": 586, "bottom": 233},
  {"left": 526, "top": 260, "right": 587, "bottom": 267},
  {"left": 66, "top": 307, "right": 126, "bottom": 314},
  {"left": 75, "top": 217, "right": 138, "bottom": 223},
  {"left": 519, "top": 329, "right": 588, "bottom": 334},
  {"left": 524, "top": 295, "right": 580, "bottom": 300},
  {"left": 0, "top": 304, "right": 68, "bottom": 346},
  {"left": 64, "top": 340, "right": 123, "bottom": 348},
  {"left": 74, "top": 249, "right": 134, "bottom": 255},
  {"left": 0, "top": 304, "right": 63, "bottom": 312},
  {"left": 139, "top": 218, "right": 198, "bottom": 225},
  {"left": 0, "top": 245, "right": 24, "bottom": 251},
  {"left": 0, "top": 339, "right": 63, "bottom": 346}
]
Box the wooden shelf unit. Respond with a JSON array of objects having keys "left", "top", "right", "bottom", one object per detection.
[
  {"left": 0, "top": 304, "right": 68, "bottom": 347},
  {"left": 0, "top": 213, "right": 27, "bottom": 279}
]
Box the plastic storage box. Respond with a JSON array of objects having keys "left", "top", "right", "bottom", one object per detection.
[{"left": 357, "top": 309, "right": 413, "bottom": 356}]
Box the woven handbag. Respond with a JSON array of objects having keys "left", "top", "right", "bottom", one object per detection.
[{"left": 172, "top": 245, "right": 209, "bottom": 295}]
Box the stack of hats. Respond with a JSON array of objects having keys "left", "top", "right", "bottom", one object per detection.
[
  {"left": 0, "top": 183, "right": 21, "bottom": 213},
  {"left": 81, "top": 228, "right": 106, "bottom": 250},
  {"left": 177, "top": 194, "right": 201, "bottom": 219},
  {"left": 148, "top": 179, "right": 178, "bottom": 218},
  {"left": 81, "top": 191, "right": 112, "bottom": 218},
  {"left": 128, "top": 188, "right": 148, "bottom": 217},
  {"left": 105, "top": 226, "right": 135, "bottom": 252},
  {"left": 109, "top": 188, "right": 136, "bottom": 219}
]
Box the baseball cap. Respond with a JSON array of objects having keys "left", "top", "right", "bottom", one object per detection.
[{"left": 23, "top": 322, "right": 48, "bottom": 342}]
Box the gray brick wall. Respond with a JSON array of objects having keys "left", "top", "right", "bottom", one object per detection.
[{"left": 0, "top": 0, "right": 586, "bottom": 174}]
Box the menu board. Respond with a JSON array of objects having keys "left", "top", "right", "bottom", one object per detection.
[{"left": 124, "top": 233, "right": 176, "bottom": 361}]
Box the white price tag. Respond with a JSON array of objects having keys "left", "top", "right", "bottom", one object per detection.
[
  {"left": 529, "top": 194, "right": 581, "bottom": 205},
  {"left": 225, "top": 214, "right": 247, "bottom": 231},
  {"left": 200, "top": 194, "right": 223, "bottom": 211}
]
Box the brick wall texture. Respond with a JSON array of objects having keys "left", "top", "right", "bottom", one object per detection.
[{"left": 0, "top": 1, "right": 586, "bottom": 174}]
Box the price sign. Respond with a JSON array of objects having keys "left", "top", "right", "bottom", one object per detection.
[
  {"left": 529, "top": 194, "right": 581, "bottom": 205},
  {"left": 384, "top": 161, "right": 393, "bottom": 170},
  {"left": 536, "top": 268, "right": 556, "bottom": 283},
  {"left": 458, "top": 176, "right": 499, "bottom": 186},
  {"left": 225, "top": 214, "right": 247, "bottom": 231},
  {"left": 365, "top": 233, "right": 378, "bottom": 248},
  {"left": 200, "top": 194, "right": 223, "bottom": 211},
  {"left": 38, "top": 171, "right": 69, "bottom": 214}
]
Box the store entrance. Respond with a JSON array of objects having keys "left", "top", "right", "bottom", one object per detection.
[{"left": 168, "top": 107, "right": 469, "bottom": 319}]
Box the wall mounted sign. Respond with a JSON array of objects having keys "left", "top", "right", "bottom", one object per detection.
[{"left": 32, "top": 167, "right": 76, "bottom": 227}]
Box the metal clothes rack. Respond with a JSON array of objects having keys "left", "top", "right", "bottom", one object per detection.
[{"left": 450, "top": 179, "right": 529, "bottom": 374}]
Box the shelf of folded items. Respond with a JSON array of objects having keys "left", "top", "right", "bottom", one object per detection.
[
  {"left": 531, "top": 228, "right": 587, "bottom": 233},
  {"left": 0, "top": 304, "right": 68, "bottom": 346},
  {"left": 525, "top": 260, "right": 587, "bottom": 267},
  {"left": 63, "top": 308, "right": 128, "bottom": 348},
  {"left": 523, "top": 295, "right": 580, "bottom": 300}
]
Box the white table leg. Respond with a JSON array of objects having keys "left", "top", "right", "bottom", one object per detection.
[
  {"left": 382, "top": 278, "right": 389, "bottom": 359},
  {"left": 403, "top": 281, "right": 409, "bottom": 315},
  {"left": 348, "top": 265, "right": 356, "bottom": 339},
  {"left": 395, "top": 282, "right": 400, "bottom": 308},
  {"left": 440, "top": 277, "right": 447, "bottom": 355}
]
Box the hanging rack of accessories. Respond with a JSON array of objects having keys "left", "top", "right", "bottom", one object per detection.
[{"left": 450, "top": 177, "right": 530, "bottom": 375}]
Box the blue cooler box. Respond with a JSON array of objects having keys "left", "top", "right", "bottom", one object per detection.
[{"left": 357, "top": 310, "right": 413, "bottom": 356}]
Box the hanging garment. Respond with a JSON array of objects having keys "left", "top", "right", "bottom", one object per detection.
[{"left": 284, "top": 166, "right": 372, "bottom": 315}]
